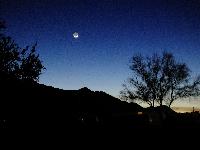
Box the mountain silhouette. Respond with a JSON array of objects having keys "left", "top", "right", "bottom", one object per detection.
[
  {"left": 1, "top": 77, "right": 199, "bottom": 130},
  {"left": 0, "top": 77, "right": 144, "bottom": 129}
]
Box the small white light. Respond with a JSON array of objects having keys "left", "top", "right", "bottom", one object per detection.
[{"left": 73, "top": 32, "right": 79, "bottom": 39}]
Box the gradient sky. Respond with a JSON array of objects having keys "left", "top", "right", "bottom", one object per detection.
[{"left": 1, "top": 0, "right": 200, "bottom": 108}]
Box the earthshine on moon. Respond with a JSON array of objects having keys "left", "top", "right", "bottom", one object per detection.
[{"left": 73, "top": 32, "right": 79, "bottom": 39}]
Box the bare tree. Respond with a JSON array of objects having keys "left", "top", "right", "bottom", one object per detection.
[{"left": 120, "top": 52, "right": 200, "bottom": 107}]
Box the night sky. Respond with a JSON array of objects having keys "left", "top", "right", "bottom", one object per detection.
[{"left": 1, "top": 0, "right": 200, "bottom": 108}]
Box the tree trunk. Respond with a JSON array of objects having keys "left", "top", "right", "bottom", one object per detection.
[
  {"left": 169, "top": 103, "right": 172, "bottom": 108},
  {"left": 160, "top": 99, "right": 163, "bottom": 106},
  {"left": 169, "top": 99, "right": 174, "bottom": 108}
]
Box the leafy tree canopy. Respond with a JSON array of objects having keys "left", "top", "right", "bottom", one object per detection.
[{"left": 0, "top": 20, "right": 45, "bottom": 82}]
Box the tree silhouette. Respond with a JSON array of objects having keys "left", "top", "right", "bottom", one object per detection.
[
  {"left": 0, "top": 20, "right": 45, "bottom": 82},
  {"left": 18, "top": 43, "right": 45, "bottom": 82},
  {"left": 120, "top": 52, "right": 200, "bottom": 107}
]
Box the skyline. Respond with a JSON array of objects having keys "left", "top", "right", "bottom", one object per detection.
[{"left": 1, "top": 0, "right": 200, "bottom": 108}]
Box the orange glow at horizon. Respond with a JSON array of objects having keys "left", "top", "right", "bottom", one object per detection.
[{"left": 172, "top": 107, "right": 200, "bottom": 113}]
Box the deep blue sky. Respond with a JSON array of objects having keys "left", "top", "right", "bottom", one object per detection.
[{"left": 1, "top": 0, "right": 200, "bottom": 106}]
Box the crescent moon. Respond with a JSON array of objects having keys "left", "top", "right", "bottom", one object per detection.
[{"left": 73, "top": 32, "right": 79, "bottom": 39}]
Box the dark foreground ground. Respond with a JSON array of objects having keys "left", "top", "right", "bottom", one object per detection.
[{"left": 1, "top": 106, "right": 200, "bottom": 130}]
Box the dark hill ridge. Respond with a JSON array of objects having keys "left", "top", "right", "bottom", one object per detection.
[
  {"left": 2, "top": 78, "right": 199, "bottom": 129},
  {"left": 0, "top": 78, "right": 143, "bottom": 129}
]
